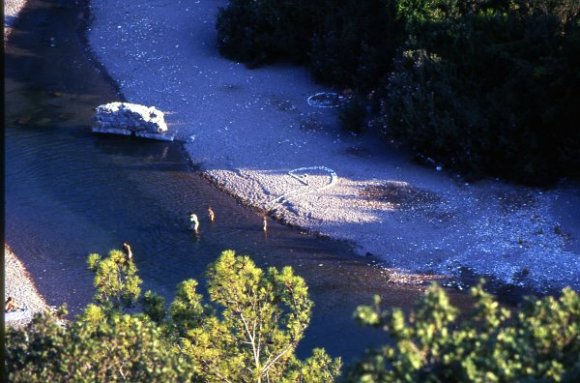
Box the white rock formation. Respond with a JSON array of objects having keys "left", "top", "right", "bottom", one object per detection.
[{"left": 93, "top": 102, "right": 174, "bottom": 141}]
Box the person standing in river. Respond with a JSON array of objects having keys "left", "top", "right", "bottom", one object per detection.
[
  {"left": 189, "top": 212, "right": 200, "bottom": 234},
  {"left": 122, "top": 242, "right": 133, "bottom": 261}
]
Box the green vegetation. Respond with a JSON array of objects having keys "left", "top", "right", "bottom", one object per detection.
[
  {"left": 216, "top": 0, "right": 580, "bottom": 184},
  {"left": 345, "top": 283, "right": 580, "bottom": 382},
  {"left": 216, "top": 0, "right": 402, "bottom": 90},
  {"left": 5, "top": 249, "right": 580, "bottom": 382},
  {"left": 170, "top": 250, "right": 342, "bottom": 382},
  {"left": 5, "top": 249, "right": 341, "bottom": 382},
  {"left": 4, "top": 305, "right": 194, "bottom": 382},
  {"left": 380, "top": 0, "right": 580, "bottom": 184}
]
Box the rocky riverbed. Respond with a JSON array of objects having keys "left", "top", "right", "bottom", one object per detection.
[
  {"left": 87, "top": 0, "right": 580, "bottom": 292},
  {"left": 4, "top": 245, "right": 49, "bottom": 327}
]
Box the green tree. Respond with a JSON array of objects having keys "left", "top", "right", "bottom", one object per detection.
[
  {"left": 310, "top": 0, "right": 403, "bottom": 90},
  {"left": 344, "top": 282, "right": 580, "bottom": 382},
  {"left": 215, "top": 0, "right": 403, "bottom": 91},
  {"left": 5, "top": 304, "right": 195, "bottom": 382},
  {"left": 87, "top": 249, "right": 142, "bottom": 311},
  {"left": 5, "top": 250, "right": 195, "bottom": 382},
  {"left": 380, "top": 0, "right": 580, "bottom": 184},
  {"left": 173, "top": 250, "right": 342, "bottom": 383},
  {"left": 5, "top": 249, "right": 340, "bottom": 383},
  {"left": 216, "top": 0, "right": 324, "bottom": 66}
]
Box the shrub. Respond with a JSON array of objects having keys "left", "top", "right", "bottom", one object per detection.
[
  {"left": 5, "top": 306, "right": 195, "bottom": 382},
  {"left": 216, "top": 0, "right": 403, "bottom": 91},
  {"left": 310, "top": 0, "right": 403, "bottom": 90},
  {"left": 338, "top": 93, "right": 369, "bottom": 134},
  {"left": 216, "top": 0, "right": 323, "bottom": 66},
  {"left": 345, "top": 282, "right": 580, "bottom": 382},
  {"left": 380, "top": 0, "right": 580, "bottom": 184}
]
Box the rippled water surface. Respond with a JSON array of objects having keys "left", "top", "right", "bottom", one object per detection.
[{"left": 5, "top": 0, "right": 469, "bottom": 360}]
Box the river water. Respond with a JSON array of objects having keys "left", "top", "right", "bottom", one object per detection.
[{"left": 4, "top": 0, "right": 469, "bottom": 361}]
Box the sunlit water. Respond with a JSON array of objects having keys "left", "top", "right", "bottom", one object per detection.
[{"left": 4, "top": 0, "right": 470, "bottom": 361}]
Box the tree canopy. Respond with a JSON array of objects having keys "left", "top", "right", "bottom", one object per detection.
[
  {"left": 5, "top": 248, "right": 579, "bottom": 382},
  {"left": 4, "top": 249, "right": 341, "bottom": 383}
]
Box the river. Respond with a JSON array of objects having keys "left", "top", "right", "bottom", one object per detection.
[{"left": 4, "top": 0, "right": 470, "bottom": 361}]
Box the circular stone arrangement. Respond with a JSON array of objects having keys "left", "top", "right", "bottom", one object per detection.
[
  {"left": 307, "top": 92, "right": 346, "bottom": 108},
  {"left": 266, "top": 166, "right": 338, "bottom": 212}
]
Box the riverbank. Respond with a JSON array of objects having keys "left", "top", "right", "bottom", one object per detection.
[
  {"left": 4, "top": 0, "right": 47, "bottom": 328},
  {"left": 4, "top": 245, "right": 49, "bottom": 327},
  {"left": 3, "top": 0, "right": 26, "bottom": 40},
  {"left": 86, "top": 0, "right": 579, "bottom": 292}
]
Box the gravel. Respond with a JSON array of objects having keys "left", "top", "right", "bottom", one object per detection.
[
  {"left": 5, "top": 245, "right": 49, "bottom": 327},
  {"left": 85, "top": 0, "right": 580, "bottom": 292},
  {"left": 3, "top": 0, "right": 27, "bottom": 40}
]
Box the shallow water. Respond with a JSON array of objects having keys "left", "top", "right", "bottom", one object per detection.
[{"left": 4, "top": 0, "right": 469, "bottom": 361}]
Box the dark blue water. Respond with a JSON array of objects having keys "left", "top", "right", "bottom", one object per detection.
[{"left": 4, "top": 0, "right": 469, "bottom": 361}]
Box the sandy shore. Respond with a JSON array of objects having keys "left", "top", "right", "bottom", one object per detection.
[
  {"left": 4, "top": 245, "right": 49, "bottom": 327},
  {"left": 4, "top": 0, "right": 49, "bottom": 328},
  {"left": 3, "top": 0, "right": 26, "bottom": 40},
  {"left": 85, "top": 0, "right": 579, "bottom": 292}
]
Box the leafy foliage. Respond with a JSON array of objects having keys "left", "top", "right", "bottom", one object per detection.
[
  {"left": 174, "top": 250, "right": 342, "bottom": 383},
  {"left": 5, "top": 249, "right": 341, "bottom": 383},
  {"left": 344, "top": 282, "right": 580, "bottom": 382},
  {"left": 5, "top": 305, "right": 195, "bottom": 382},
  {"left": 338, "top": 93, "right": 370, "bottom": 134},
  {"left": 377, "top": 0, "right": 580, "bottom": 183},
  {"left": 216, "top": 0, "right": 323, "bottom": 67},
  {"left": 310, "top": 0, "right": 403, "bottom": 90},
  {"left": 216, "top": 0, "right": 402, "bottom": 90},
  {"left": 7, "top": 247, "right": 579, "bottom": 382},
  {"left": 87, "top": 249, "right": 141, "bottom": 311}
]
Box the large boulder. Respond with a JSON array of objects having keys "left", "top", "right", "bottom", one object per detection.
[{"left": 93, "top": 102, "right": 174, "bottom": 141}]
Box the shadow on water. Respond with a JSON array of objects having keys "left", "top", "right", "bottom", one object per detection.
[{"left": 4, "top": 0, "right": 472, "bottom": 361}]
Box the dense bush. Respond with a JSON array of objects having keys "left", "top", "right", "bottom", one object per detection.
[
  {"left": 5, "top": 306, "right": 195, "bottom": 382},
  {"left": 345, "top": 282, "right": 580, "bottom": 382},
  {"left": 338, "top": 93, "right": 369, "bottom": 134},
  {"left": 216, "top": 0, "right": 580, "bottom": 184},
  {"left": 5, "top": 250, "right": 194, "bottom": 382},
  {"left": 216, "top": 0, "right": 402, "bottom": 89},
  {"left": 216, "top": 0, "right": 324, "bottom": 67},
  {"left": 310, "top": 0, "right": 403, "bottom": 91},
  {"left": 375, "top": 0, "right": 580, "bottom": 183}
]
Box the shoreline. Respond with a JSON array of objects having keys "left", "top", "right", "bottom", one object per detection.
[
  {"left": 4, "top": 0, "right": 49, "bottom": 328},
  {"left": 3, "top": 0, "right": 27, "bottom": 40},
  {"left": 4, "top": 0, "right": 579, "bottom": 315},
  {"left": 4, "top": 245, "right": 49, "bottom": 326},
  {"left": 86, "top": 0, "right": 579, "bottom": 292}
]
